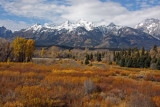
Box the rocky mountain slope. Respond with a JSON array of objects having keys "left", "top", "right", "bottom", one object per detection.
[{"left": 0, "top": 26, "right": 12, "bottom": 38}]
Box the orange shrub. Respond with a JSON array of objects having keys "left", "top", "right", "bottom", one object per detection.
[{"left": 153, "top": 96, "right": 160, "bottom": 106}]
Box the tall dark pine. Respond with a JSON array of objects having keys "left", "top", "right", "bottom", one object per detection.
[
  {"left": 126, "top": 57, "right": 132, "bottom": 67},
  {"left": 90, "top": 53, "right": 93, "bottom": 60},
  {"left": 141, "top": 46, "right": 145, "bottom": 56},
  {"left": 85, "top": 58, "right": 89, "bottom": 65},
  {"left": 97, "top": 53, "right": 102, "bottom": 62},
  {"left": 128, "top": 48, "right": 131, "bottom": 56},
  {"left": 157, "top": 59, "right": 160, "bottom": 70},
  {"left": 120, "top": 57, "right": 125, "bottom": 67},
  {"left": 144, "top": 57, "right": 151, "bottom": 68}
]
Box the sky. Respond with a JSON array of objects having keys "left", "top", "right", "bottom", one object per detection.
[{"left": 0, "top": 0, "right": 160, "bottom": 31}]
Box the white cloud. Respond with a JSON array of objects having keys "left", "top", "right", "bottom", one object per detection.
[
  {"left": 0, "top": 0, "right": 66, "bottom": 23},
  {"left": 0, "top": 0, "right": 160, "bottom": 30},
  {"left": 0, "top": 19, "right": 31, "bottom": 31},
  {"left": 113, "top": 6, "right": 160, "bottom": 26}
]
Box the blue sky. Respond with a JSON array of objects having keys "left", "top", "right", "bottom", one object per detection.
[{"left": 0, "top": 0, "right": 160, "bottom": 31}]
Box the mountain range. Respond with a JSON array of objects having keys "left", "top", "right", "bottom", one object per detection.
[{"left": 1, "top": 18, "right": 160, "bottom": 49}]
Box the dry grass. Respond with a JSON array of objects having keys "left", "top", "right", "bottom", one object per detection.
[{"left": 0, "top": 62, "right": 160, "bottom": 106}]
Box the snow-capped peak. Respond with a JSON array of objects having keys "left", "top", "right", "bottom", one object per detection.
[
  {"left": 135, "top": 18, "right": 160, "bottom": 40},
  {"left": 56, "top": 20, "right": 74, "bottom": 31},
  {"left": 25, "top": 23, "right": 43, "bottom": 32},
  {"left": 76, "top": 18, "right": 95, "bottom": 31},
  {"left": 135, "top": 18, "right": 160, "bottom": 29}
]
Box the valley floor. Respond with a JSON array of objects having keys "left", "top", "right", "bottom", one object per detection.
[{"left": 0, "top": 60, "right": 160, "bottom": 107}]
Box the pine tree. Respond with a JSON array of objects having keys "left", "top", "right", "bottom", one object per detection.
[
  {"left": 85, "top": 53, "right": 90, "bottom": 65},
  {"left": 156, "top": 59, "right": 160, "bottom": 70},
  {"left": 141, "top": 46, "right": 145, "bottom": 56},
  {"left": 126, "top": 57, "right": 132, "bottom": 67},
  {"left": 90, "top": 53, "right": 93, "bottom": 60},
  {"left": 128, "top": 47, "right": 131, "bottom": 56},
  {"left": 97, "top": 53, "right": 102, "bottom": 62},
  {"left": 113, "top": 51, "right": 116, "bottom": 61},
  {"left": 120, "top": 57, "right": 125, "bottom": 67},
  {"left": 85, "top": 58, "right": 89, "bottom": 65},
  {"left": 144, "top": 57, "right": 151, "bottom": 68},
  {"left": 86, "top": 54, "right": 90, "bottom": 60},
  {"left": 132, "top": 58, "right": 138, "bottom": 68},
  {"left": 136, "top": 58, "right": 140, "bottom": 68},
  {"left": 139, "top": 56, "right": 145, "bottom": 68}
]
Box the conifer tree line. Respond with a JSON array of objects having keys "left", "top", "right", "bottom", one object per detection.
[
  {"left": 85, "top": 52, "right": 102, "bottom": 65},
  {"left": 114, "top": 45, "right": 160, "bottom": 70}
]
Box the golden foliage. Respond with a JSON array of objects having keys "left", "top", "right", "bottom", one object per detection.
[
  {"left": 0, "top": 62, "right": 160, "bottom": 106},
  {"left": 40, "top": 48, "right": 45, "bottom": 57},
  {"left": 13, "top": 37, "right": 35, "bottom": 62}
]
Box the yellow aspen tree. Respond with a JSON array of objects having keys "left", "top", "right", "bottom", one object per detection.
[
  {"left": 25, "top": 39, "right": 35, "bottom": 62},
  {"left": 13, "top": 37, "right": 27, "bottom": 62},
  {"left": 13, "top": 37, "right": 35, "bottom": 62},
  {"left": 41, "top": 48, "right": 45, "bottom": 57}
]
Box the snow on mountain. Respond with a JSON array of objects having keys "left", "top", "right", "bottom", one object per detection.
[
  {"left": 11, "top": 18, "right": 160, "bottom": 49},
  {"left": 98, "top": 22, "right": 122, "bottom": 35},
  {"left": 135, "top": 18, "right": 160, "bottom": 39},
  {"left": 25, "top": 23, "right": 43, "bottom": 32},
  {"left": 75, "top": 19, "right": 95, "bottom": 31},
  {"left": 44, "top": 19, "right": 95, "bottom": 31},
  {"left": 25, "top": 19, "right": 121, "bottom": 33},
  {"left": 56, "top": 20, "right": 74, "bottom": 31}
]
